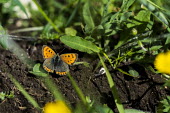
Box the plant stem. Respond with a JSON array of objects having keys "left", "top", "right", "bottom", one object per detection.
[
  {"left": 146, "top": 0, "right": 166, "bottom": 11},
  {"left": 32, "top": 0, "right": 61, "bottom": 33},
  {"left": 67, "top": 73, "right": 87, "bottom": 105},
  {"left": 7, "top": 73, "right": 41, "bottom": 110},
  {"left": 98, "top": 53, "right": 125, "bottom": 113},
  {"left": 41, "top": 76, "right": 64, "bottom": 101}
]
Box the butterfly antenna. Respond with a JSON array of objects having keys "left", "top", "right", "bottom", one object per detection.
[{"left": 59, "top": 48, "right": 66, "bottom": 54}]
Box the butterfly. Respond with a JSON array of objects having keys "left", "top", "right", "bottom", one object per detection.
[{"left": 42, "top": 45, "right": 78, "bottom": 75}]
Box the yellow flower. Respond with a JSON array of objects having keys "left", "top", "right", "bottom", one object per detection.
[
  {"left": 43, "top": 101, "right": 71, "bottom": 113},
  {"left": 154, "top": 51, "right": 170, "bottom": 74}
]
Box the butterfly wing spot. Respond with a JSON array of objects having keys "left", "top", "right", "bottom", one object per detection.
[
  {"left": 56, "top": 72, "right": 67, "bottom": 75},
  {"left": 45, "top": 51, "right": 54, "bottom": 58},
  {"left": 45, "top": 53, "right": 48, "bottom": 58},
  {"left": 43, "top": 66, "right": 54, "bottom": 73},
  {"left": 42, "top": 45, "right": 56, "bottom": 59},
  {"left": 60, "top": 53, "right": 78, "bottom": 65},
  {"left": 48, "top": 50, "right": 53, "bottom": 53}
]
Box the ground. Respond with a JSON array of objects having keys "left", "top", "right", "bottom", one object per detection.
[{"left": 0, "top": 39, "right": 168, "bottom": 113}]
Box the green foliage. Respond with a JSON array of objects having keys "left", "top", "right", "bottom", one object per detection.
[
  {"left": 0, "top": 25, "right": 8, "bottom": 49},
  {"left": 0, "top": 91, "right": 14, "bottom": 100},
  {"left": 60, "top": 36, "right": 101, "bottom": 54},
  {"left": 1, "top": 0, "right": 170, "bottom": 112},
  {"left": 83, "top": 1, "right": 95, "bottom": 34},
  {"left": 7, "top": 73, "right": 40, "bottom": 109},
  {"left": 29, "top": 63, "right": 48, "bottom": 77},
  {"left": 120, "top": 0, "right": 136, "bottom": 12},
  {"left": 0, "top": 0, "right": 28, "bottom": 26},
  {"left": 93, "top": 104, "right": 114, "bottom": 113},
  {"left": 39, "top": 32, "right": 60, "bottom": 40},
  {"left": 74, "top": 96, "right": 114, "bottom": 113},
  {"left": 0, "top": 0, "right": 9, "bottom": 3},
  {"left": 139, "top": 0, "right": 169, "bottom": 27},
  {"left": 126, "top": 10, "right": 151, "bottom": 28},
  {"left": 128, "top": 66, "right": 139, "bottom": 77},
  {"left": 74, "top": 61, "right": 90, "bottom": 67},
  {"left": 65, "top": 27, "right": 77, "bottom": 36},
  {"left": 160, "top": 96, "right": 170, "bottom": 112},
  {"left": 125, "top": 109, "right": 150, "bottom": 113},
  {"left": 98, "top": 53, "right": 125, "bottom": 113},
  {"left": 11, "top": 0, "right": 28, "bottom": 17}
]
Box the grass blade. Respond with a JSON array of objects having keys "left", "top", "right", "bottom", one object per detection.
[
  {"left": 67, "top": 73, "right": 86, "bottom": 105},
  {"left": 83, "top": 1, "right": 95, "bottom": 33},
  {"left": 98, "top": 53, "right": 125, "bottom": 113},
  {"left": 7, "top": 73, "right": 40, "bottom": 109},
  {"left": 41, "top": 76, "right": 64, "bottom": 101},
  {"left": 32, "top": 0, "right": 61, "bottom": 33},
  {"left": 11, "top": 0, "right": 29, "bottom": 17}
]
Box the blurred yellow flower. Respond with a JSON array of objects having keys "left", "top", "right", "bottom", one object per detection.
[
  {"left": 154, "top": 51, "right": 170, "bottom": 74},
  {"left": 43, "top": 101, "right": 71, "bottom": 113}
]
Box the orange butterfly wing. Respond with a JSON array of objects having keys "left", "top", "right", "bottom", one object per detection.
[
  {"left": 42, "top": 45, "right": 56, "bottom": 59},
  {"left": 60, "top": 53, "right": 78, "bottom": 65}
]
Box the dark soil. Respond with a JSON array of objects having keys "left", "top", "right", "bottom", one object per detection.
[{"left": 0, "top": 39, "right": 168, "bottom": 113}]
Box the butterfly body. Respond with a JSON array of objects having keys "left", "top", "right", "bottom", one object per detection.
[{"left": 42, "top": 45, "right": 78, "bottom": 75}]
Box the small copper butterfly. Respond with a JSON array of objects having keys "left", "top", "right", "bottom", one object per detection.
[{"left": 42, "top": 45, "right": 78, "bottom": 75}]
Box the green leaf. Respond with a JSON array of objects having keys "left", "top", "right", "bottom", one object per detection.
[
  {"left": 0, "top": 92, "right": 6, "bottom": 100},
  {"left": 127, "top": 10, "right": 151, "bottom": 28},
  {"left": 29, "top": 63, "right": 48, "bottom": 77},
  {"left": 120, "top": 12, "right": 132, "bottom": 21},
  {"left": 60, "top": 36, "right": 101, "bottom": 54},
  {"left": 65, "top": 0, "right": 80, "bottom": 27},
  {"left": 0, "top": 25, "right": 9, "bottom": 49},
  {"left": 116, "top": 68, "right": 137, "bottom": 77},
  {"left": 154, "top": 11, "right": 169, "bottom": 26},
  {"left": 115, "top": 10, "right": 151, "bottom": 49},
  {"left": 83, "top": 2, "right": 95, "bottom": 33},
  {"left": 125, "top": 109, "right": 150, "bottom": 113},
  {"left": 149, "top": 45, "right": 162, "bottom": 51},
  {"left": 33, "top": 63, "right": 41, "bottom": 72},
  {"left": 29, "top": 71, "right": 48, "bottom": 77},
  {"left": 165, "top": 35, "right": 170, "bottom": 45},
  {"left": 128, "top": 66, "right": 139, "bottom": 77},
  {"left": 121, "top": 0, "right": 135, "bottom": 11},
  {"left": 74, "top": 61, "right": 90, "bottom": 68},
  {"left": 65, "top": 27, "right": 77, "bottom": 36},
  {"left": 11, "top": 0, "right": 28, "bottom": 18},
  {"left": 94, "top": 104, "right": 114, "bottom": 113},
  {"left": 6, "top": 91, "right": 15, "bottom": 98},
  {"left": 161, "top": 96, "right": 170, "bottom": 112},
  {"left": 135, "top": 10, "right": 151, "bottom": 22},
  {"left": 0, "top": 0, "right": 10, "bottom": 3}
]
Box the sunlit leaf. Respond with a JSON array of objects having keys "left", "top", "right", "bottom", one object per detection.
[
  {"left": 83, "top": 2, "right": 95, "bottom": 33},
  {"left": 65, "top": 27, "right": 77, "bottom": 36},
  {"left": 60, "top": 36, "right": 101, "bottom": 54}
]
